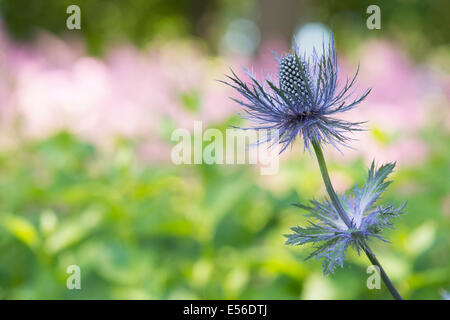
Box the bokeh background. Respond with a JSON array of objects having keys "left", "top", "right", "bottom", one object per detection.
[{"left": 0, "top": 0, "right": 449, "bottom": 299}]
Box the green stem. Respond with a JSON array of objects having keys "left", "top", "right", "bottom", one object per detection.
[
  {"left": 361, "top": 242, "right": 403, "bottom": 300},
  {"left": 311, "top": 141, "right": 352, "bottom": 227},
  {"left": 311, "top": 140, "right": 403, "bottom": 300}
]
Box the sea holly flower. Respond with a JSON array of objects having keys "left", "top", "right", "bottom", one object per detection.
[
  {"left": 224, "top": 33, "right": 405, "bottom": 299},
  {"left": 222, "top": 35, "right": 370, "bottom": 153},
  {"left": 285, "top": 162, "right": 406, "bottom": 275}
]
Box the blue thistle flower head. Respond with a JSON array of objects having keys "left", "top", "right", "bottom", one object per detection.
[
  {"left": 285, "top": 161, "right": 406, "bottom": 275},
  {"left": 222, "top": 34, "right": 371, "bottom": 153}
]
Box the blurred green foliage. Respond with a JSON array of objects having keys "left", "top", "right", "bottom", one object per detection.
[
  {"left": 0, "top": 0, "right": 448, "bottom": 301},
  {"left": 315, "top": 0, "right": 450, "bottom": 60},
  {"left": 1, "top": 0, "right": 449, "bottom": 58},
  {"left": 0, "top": 130, "right": 448, "bottom": 299},
  {"left": 0, "top": 0, "right": 215, "bottom": 54}
]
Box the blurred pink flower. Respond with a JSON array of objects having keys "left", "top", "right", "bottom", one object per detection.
[
  {"left": 0, "top": 25, "right": 447, "bottom": 166},
  {"left": 0, "top": 28, "right": 241, "bottom": 160},
  {"left": 327, "top": 40, "right": 449, "bottom": 166}
]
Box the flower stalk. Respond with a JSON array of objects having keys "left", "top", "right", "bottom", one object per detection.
[
  {"left": 361, "top": 242, "right": 403, "bottom": 300},
  {"left": 311, "top": 140, "right": 352, "bottom": 228},
  {"left": 312, "top": 140, "right": 402, "bottom": 300}
]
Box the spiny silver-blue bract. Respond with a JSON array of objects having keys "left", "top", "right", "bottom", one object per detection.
[
  {"left": 222, "top": 35, "right": 371, "bottom": 153},
  {"left": 284, "top": 161, "right": 406, "bottom": 275}
]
